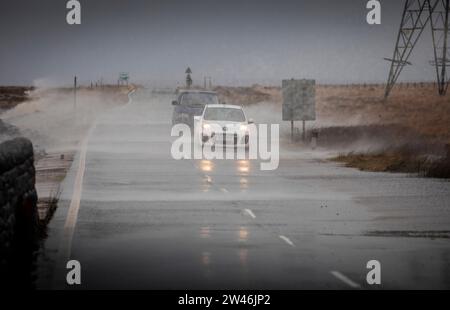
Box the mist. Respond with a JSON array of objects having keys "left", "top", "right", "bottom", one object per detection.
[{"left": 1, "top": 84, "right": 130, "bottom": 153}]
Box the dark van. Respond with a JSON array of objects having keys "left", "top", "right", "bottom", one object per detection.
[{"left": 172, "top": 90, "right": 219, "bottom": 128}]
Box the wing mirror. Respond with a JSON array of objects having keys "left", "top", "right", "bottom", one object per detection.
[
  {"left": 193, "top": 116, "right": 201, "bottom": 122},
  {"left": 248, "top": 118, "right": 254, "bottom": 124},
  {"left": 172, "top": 100, "right": 179, "bottom": 106}
]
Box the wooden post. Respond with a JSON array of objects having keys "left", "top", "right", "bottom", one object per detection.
[
  {"left": 302, "top": 120, "right": 306, "bottom": 142},
  {"left": 291, "top": 120, "right": 294, "bottom": 143},
  {"left": 74, "top": 76, "right": 77, "bottom": 110}
]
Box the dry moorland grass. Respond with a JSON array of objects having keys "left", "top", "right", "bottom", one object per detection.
[
  {"left": 216, "top": 83, "right": 450, "bottom": 143},
  {"left": 316, "top": 84, "right": 450, "bottom": 143},
  {"left": 217, "top": 83, "right": 450, "bottom": 177}
]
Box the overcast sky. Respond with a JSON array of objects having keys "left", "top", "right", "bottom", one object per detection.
[{"left": 0, "top": 0, "right": 440, "bottom": 86}]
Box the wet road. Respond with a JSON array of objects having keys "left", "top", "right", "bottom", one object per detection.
[{"left": 39, "top": 89, "right": 450, "bottom": 289}]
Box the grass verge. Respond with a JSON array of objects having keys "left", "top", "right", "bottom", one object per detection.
[{"left": 332, "top": 151, "right": 450, "bottom": 179}]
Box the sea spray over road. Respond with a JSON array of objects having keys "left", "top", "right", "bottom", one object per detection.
[{"left": 1, "top": 82, "right": 130, "bottom": 153}]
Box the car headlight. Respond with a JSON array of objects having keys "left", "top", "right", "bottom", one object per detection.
[
  {"left": 203, "top": 123, "right": 211, "bottom": 130},
  {"left": 240, "top": 124, "right": 248, "bottom": 131}
]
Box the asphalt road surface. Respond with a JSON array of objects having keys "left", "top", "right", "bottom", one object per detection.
[{"left": 38, "top": 89, "right": 450, "bottom": 289}]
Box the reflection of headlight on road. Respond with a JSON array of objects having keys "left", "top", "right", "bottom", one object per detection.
[
  {"left": 200, "top": 160, "right": 214, "bottom": 172},
  {"left": 237, "top": 160, "right": 250, "bottom": 173},
  {"left": 238, "top": 166, "right": 249, "bottom": 173},
  {"left": 238, "top": 227, "right": 248, "bottom": 242}
]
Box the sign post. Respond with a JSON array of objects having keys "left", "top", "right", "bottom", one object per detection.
[
  {"left": 282, "top": 79, "right": 316, "bottom": 143},
  {"left": 185, "top": 67, "right": 193, "bottom": 89},
  {"left": 291, "top": 120, "right": 294, "bottom": 142},
  {"left": 118, "top": 72, "right": 130, "bottom": 86},
  {"left": 302, "top": 120, "right": 306, "bottom": 141}
]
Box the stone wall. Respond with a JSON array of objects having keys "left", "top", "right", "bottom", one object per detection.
[{"left": 0, "top": 137, "right": 38, "bottom": 270}]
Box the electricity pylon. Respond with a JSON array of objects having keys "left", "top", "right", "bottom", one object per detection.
[{"left": 385, "top": 0, "right": 450, "bottom": 98}]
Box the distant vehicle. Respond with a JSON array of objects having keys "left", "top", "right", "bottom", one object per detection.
[
  {"left": 171, "top": 90, "right": 219, "bottom": 128},
  {"left": 194, "top": 104, "right": 253, "bottom": 148}
]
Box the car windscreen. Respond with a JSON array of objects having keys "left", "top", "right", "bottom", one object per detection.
[
  {"left": 180, "top": 93, "right": 219, "bottom": 106},
  {"left": 204, "top": 107, "right": 246, "bottom": 122}
]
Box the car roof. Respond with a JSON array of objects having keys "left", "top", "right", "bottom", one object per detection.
[{"left": 205, "top": 104, "right": 243, "bottom": 110}]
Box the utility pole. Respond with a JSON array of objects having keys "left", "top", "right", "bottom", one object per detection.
[
  {"left": 74, "top": 76, "right": 77, "bottom": 110},
  {"left": 302, "top": 120, "right": 306, "bottom": 142},
  {"left": 290, "top": 120, "right": 294, "bottom": 143},
  {"left": 203, "top": 76, "right": 212, "bottom": 89}
]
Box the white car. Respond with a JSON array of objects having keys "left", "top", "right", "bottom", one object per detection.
[{"left": 194, "top": 104, "right": 253, "bottom": 148}]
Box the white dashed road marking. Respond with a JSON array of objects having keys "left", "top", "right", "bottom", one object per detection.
[
  {"left": 244, "top": 208, "right": 256, "bottom": 219},
  {"left": 330, "top": 271, "right": 361, "bottom": 289},
  {"left": 279, "top": 235, "right": 295, "bottom": 247}
]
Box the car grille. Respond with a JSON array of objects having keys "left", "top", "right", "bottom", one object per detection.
[{"left": 215, "top": 133, "right": 237, "bottom": 144}]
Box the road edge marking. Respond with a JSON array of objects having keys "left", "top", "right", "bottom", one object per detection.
[
  {"left": 52, "top": 89, "right": 135, "bottom": 288},
  {"left": 52, "top": 126, "right": 94, "bottom": 288},
  {"left": 60, "top": 130, "right": 91, "bottom": 260},
  {"left": 58, "top": 89, "right": 135, "bottom": 261}
]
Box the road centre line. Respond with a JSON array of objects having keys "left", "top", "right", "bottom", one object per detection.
[
  {"left": 244, "top": 208, "right": 256, "bottom": 219},
  {"left": 330, "top": 271, "right": 361, "bottom": 289},
  {"left": 279, "top": 235, "right": 295, "bottom": 247}
]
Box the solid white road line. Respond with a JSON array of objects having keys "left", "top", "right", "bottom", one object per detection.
[
  {"left": 244, "top": 208, "right": 256, "bottom": 219},
  {"left": 59, "top": 128, "right": 92, "bottom": 261},
  {"left": 330, "top": 271, "right": 361, "bottom": 289},
  {"left": 53, "top": 90, "right": 135, "bottom": 287},
  {"left": 59, "top": 89, "right": 135, "bottom": 261},
  {"left": 279, "top": 235, "right": 295, "bottom": 247}
]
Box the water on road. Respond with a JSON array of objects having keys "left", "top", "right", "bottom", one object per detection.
[{"left": 38, "top": 89, "right": 450, "bottom": 289}]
